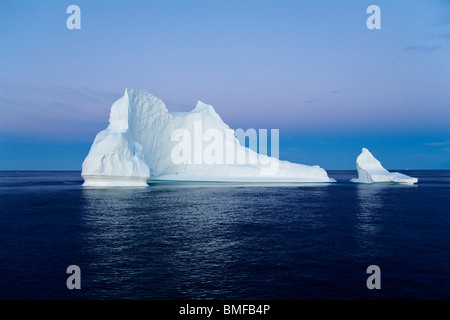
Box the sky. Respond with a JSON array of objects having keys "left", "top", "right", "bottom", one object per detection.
[{"left": 0, "top": 0, "right": 449, "bottom": 170}]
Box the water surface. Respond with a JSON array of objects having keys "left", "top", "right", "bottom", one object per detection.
[{"left": 0, "top": 170, "right": 449, "bottom": 299}]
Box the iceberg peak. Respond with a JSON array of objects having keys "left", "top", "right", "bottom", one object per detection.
[{"left": 193, "top": 100, "right": 213, "bottom": 113}]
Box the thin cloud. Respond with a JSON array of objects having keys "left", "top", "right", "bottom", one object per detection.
[
  {"left": 402, "top": 45, "right": 443, "bottom": 53},
  {"left": 426, "top": 33, "right": 450, "bottom": 43},
  {"left": 0, "top": 82, "right": 119, "bottom": 139},
  {"left": 438, "top": 33, "right": 450, "bottom": 40},
  {"left": 423, "top": 140, "right": 450, "bottom": 146}
]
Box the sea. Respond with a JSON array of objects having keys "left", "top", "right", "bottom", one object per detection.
[{"left": 0, "top": 170, "right": 449, "bottom": 300}]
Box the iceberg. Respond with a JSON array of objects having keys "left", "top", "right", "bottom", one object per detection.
[
  {"left": 350, "top": 148, "right": 418, "bottom": 184},
  {"left": 81, "top": 89, "right": 335, "bottom": 186}
]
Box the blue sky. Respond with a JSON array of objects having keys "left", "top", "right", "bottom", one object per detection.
[{"left": 1, "top": 0, "right": 449, "bottom": 170}]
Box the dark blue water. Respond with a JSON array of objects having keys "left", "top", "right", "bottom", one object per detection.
[{"left": 0, "top": 170, "right": 449, "bottom": 299}]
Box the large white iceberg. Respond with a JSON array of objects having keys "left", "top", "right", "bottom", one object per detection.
[
  {"left": 81, "top": 89, "right": 335, "bottom": 186},
  {"left": 350, "top": 148, "right": 418, "bottom": 184}
]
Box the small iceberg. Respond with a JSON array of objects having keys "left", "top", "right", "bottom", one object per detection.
[{"left": 350, "top": 148, "right": 418, "bottom": 184}]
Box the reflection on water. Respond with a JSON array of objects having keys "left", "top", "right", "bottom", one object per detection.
[
  {"left": 79, "top": 181, "right": 424, "bottom": 299},
  {"left": 356, "top": 184, "right": 385, "bottom": 237},
  {"left": 355, "top": 183, "right": 417, "bottom": 254},
  {"left": 80, "top": 184, "right": 333, "bottom": 299},
  {"left": 81, "top": 185, "right": 247, "bottom": 298}
]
